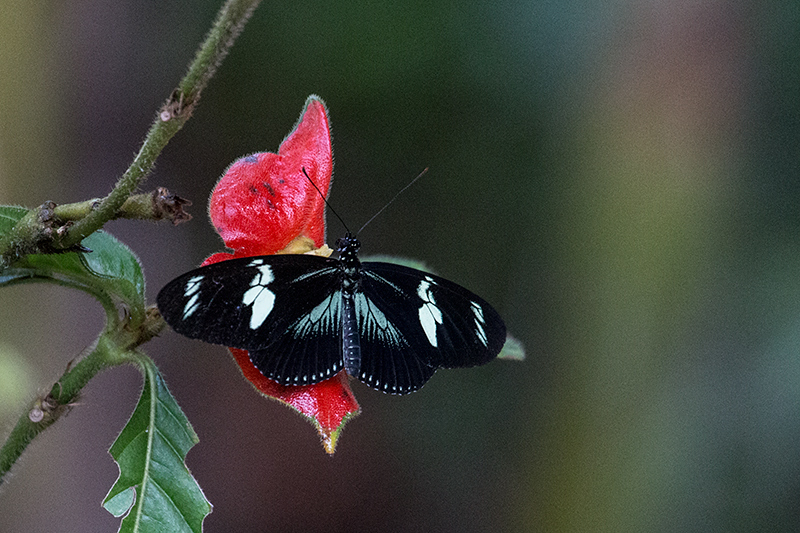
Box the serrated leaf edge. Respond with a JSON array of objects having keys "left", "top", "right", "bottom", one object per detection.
[{"left": 103, "top": 359, "right": 210, "bottom": 532}]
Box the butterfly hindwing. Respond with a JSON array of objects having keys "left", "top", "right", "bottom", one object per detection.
[
  {"left": 353, "top": 262, "right": 507, "bottom": 393},
  {"left": 349, "top": 285, "right": 435, "bottom": 394},
  {"left": 156, "top": 254, "right": 344, "bottom": 386}
]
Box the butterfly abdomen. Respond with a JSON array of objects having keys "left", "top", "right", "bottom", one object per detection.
[{"left": 341, "top": 291, "right": 361, "bottom": 377}]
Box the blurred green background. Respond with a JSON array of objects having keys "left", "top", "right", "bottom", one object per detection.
[{"left": 1, "top": 1, "right": 799, "bottom": 531}]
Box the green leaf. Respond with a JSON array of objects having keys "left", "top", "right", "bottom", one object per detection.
[
  {"left": 498, "top": 333, "right": 526, "bottom": 361},
  {"left": 361, "top": 254, "right": 432, "bottom": 272},
  {"left": 103, "top": 357, "right": 211, "bottom": 532},
  {"left": 0, "top": 204, "right": 144, "bottom": 317},
  {"left": 0, "top": 205, "right": 28, "bottom": 234}
]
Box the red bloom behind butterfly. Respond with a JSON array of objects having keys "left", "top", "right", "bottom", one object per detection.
[{"left": 204, "top": 96, "right": 359, "bottom": 453}]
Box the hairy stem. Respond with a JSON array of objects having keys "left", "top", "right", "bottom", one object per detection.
[
  {"left": 58, "top": 0, "right": 260, "bottom": 247},
  {"left": 54, "top": 189, "right": 192, "bottom": 225},
  {"left": 0, "top": 337, "right": 129, "bottom": 485},
  {"left": 0, "top": 0, "right": 262, "bottom": 483},
  {"left": 0, "top": 305, "right": 165, "bottom": 485},
  {"left": 0, "top": 0, "right": 262, "bottom": 267}
]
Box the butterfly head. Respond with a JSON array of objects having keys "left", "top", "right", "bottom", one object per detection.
[
  {"left": 335, "top": 232, "right": 361, "bottom": 283},
  {"left": 335, "top": 232, "right": 360, "bottom": 261}
]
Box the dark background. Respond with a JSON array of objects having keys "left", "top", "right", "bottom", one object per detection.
[{"left": 1, "top": 1, "right": 799, "bottom": 531}]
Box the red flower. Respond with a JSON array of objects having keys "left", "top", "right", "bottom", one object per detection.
[{"left": 204, "top": 96, "right": 359, "bottom": 453}]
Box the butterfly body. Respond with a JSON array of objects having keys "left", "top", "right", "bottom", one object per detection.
[
  {"left": 337, "top": 233, "right": 363, "bottom": 378},
  {"left": 157, "top": 233, "right": 506, "bottom": 394}
]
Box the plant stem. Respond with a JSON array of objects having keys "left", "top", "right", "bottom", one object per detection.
[
  {"left": 0, "top": 336, "right": 127, "bottom": 485},
  {"left": 0, "top": 0, "right": 262, "bottom": 267},
  {"left": 0, "top": 305, "right": 166, "bottom": 486},
  {"left": 0, "top": 0, "right": 262, "bottom": 483},
  {"left": 54, "top": 189, "right": 192, "bottom": 224},
  {"left": 59, "top": 0, "right": 261, "bottom": 248}
]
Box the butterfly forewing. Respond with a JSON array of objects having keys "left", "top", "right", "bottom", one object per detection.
[
  {"left": 156, "top": 254, "right": 345, "bottom": 386},
  {"left": 248, "top": 284, "right": 345, "bottom": 385},
  {"left": 354, "top": 262, "right": 506, "bottom": 393}
]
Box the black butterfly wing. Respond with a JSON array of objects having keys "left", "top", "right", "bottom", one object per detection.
[
  {"left": 350, "top": 288, "right": 436, "bottom": 394},
  {"left": 156, "top": 254, "right": 345, "bottom": 386},
  {"left": 355, "top": 262, "right": 506, "bottom": 394}
]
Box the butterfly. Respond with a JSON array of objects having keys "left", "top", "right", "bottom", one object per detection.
[{"left": 156, "top": 231, "right": 506, "bottom": 394}]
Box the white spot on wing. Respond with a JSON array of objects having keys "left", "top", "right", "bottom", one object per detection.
[
  {"left": 471, "top": 301, "right": 488, "bottom": 346},
  {"left": 184, "top": 275, "right": 203, "bottom": 296},
  {"left": 182, "top": 275, "right": 204, "bottom": 319},
  {"left": 417, "top": 277, "right": 443, "bottom": 347},
  {"left": 242, "top": 265, "right": 275, "bottom": 329}
]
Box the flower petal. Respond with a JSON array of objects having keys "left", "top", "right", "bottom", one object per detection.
[
  {"left": 203, "top": 96, "right": 359, "bottom": 453},
  {"left": 209, "top": 95, "right": 332, "bottom": 256},
  {"left": 228, "top": 348, "right": 360, "bottom": 454}
]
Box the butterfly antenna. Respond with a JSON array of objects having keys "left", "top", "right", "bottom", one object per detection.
[
  {"left": 302, "top": 167, "right": 351, "bottom": 234},
  {"left": 357, "top": 167, "right": 429, "bottom": 235}
]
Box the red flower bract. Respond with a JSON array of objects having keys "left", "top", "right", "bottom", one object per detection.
[
  {"left": 209, "top": 96, "right": 332, "bottom": 257},
  {"left": 205, "top": 95, "right": 359, "bottom": 453}
]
